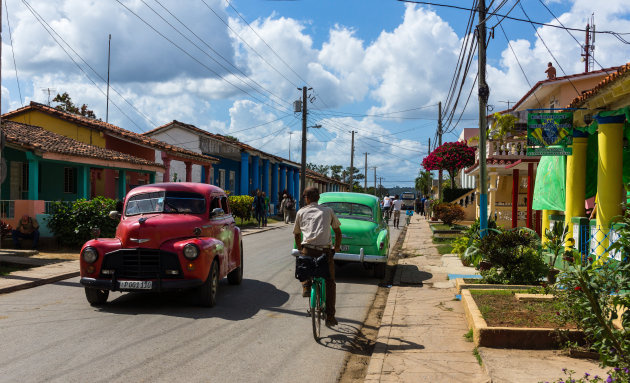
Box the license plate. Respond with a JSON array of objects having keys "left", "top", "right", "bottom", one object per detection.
[
  {"left": 340, "top": 245, "right": 349, "bottom": 251},
  {"left": 119, "top": 280, "right": 152, "bottom": 290}
]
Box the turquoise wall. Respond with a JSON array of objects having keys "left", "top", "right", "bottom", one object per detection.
[{"left": 39, "top": 162, "right": 79, "bottom": 201}]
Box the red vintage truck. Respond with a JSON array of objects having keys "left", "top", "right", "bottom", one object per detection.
[{"left": 79, "top": 182, "right": 243, "bottom": 307}]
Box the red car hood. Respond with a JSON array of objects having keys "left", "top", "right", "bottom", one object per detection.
[{"left": 116, "top": 214, "right": 209, "bottom": 248}]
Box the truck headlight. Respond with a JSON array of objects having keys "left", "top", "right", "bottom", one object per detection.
[
  {"left": 82, "top": 247, "right": 98, "bottom": 263},
  {"left": 183, "top": 244, "right": 200, "bottom": 260}
]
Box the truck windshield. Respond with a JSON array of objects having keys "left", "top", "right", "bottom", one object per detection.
[
  {"left": 321, "top": 202, "right": 374, "bottom": 221},
  {"left": 401, "top": 192, "right": 415, "bottom": 200},
  {"left": 125, "top": 191, "right": 206, "bottom": 216}
]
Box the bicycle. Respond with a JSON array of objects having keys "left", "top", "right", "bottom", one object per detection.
[{"left": 292, "top": 249, "right": 327, "bottom": 341}]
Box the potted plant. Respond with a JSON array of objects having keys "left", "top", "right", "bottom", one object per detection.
[{"left": 543, "top": 224, "right": 570, "bottom": 284}]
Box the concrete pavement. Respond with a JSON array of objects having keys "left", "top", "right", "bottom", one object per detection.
[
  {"left": 0, "top": 221, "right": 288, "bottom": 295},
  {"left": 365, "top": 215, "right": 608, "bottom": 383}
]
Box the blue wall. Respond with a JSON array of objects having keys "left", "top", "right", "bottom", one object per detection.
[{"left": 202, "top": 155, "right": 241, "bottom": 195}]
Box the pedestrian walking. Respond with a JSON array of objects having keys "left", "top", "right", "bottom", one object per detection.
[{"left": 391, "top": 194, "right": 403, "bottom": 229}]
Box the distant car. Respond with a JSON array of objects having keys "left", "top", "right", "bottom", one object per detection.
[
  {"left": 319, "top": 192, "right": 389, "bottom": 278},
  {"left": 79, "top": 182, "right": 243, "bottom": 307}
]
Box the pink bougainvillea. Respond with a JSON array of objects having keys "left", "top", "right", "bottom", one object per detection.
[{"left": 421, "top": 141, "right": 475, "bottom": 187}]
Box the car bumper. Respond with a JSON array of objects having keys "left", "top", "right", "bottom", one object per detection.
[
  {"left": 80, "top": 277, "right": 204, "bottom": 292},
  {"left": 291, "top": 248, "right": 386, "bottom": 263}
]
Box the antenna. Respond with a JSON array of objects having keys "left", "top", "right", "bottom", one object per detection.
[{"left": 41, "top": 88, "right": 56, "bottom": 105}]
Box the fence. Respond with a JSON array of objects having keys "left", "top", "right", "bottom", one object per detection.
[{"left": 574, "top": 222, "right": 626, "bottom": 263}]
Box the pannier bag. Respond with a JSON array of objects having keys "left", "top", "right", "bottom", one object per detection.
[{"left": 295, "top": 254, "right": 330, "bottom": 281}]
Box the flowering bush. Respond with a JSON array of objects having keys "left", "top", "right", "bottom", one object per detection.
[
  {"left": 542, "top": 367, "right": 630, "bottom": 382},
  {"left": 0, "top": 220, "right": 12, "bottom": 238},
  {"left": 228, "top": 195, "right": 254, "bottom": 224},
  {"left": 421, "top": 141, "right": 475, "bottom": 188},
  {"left": 432, "top": 202, "right": 465, "bottom": 226}
]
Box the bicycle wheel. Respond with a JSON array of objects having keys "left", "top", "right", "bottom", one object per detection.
[{"left": 311, "top": 283, "right": 322, "bottom": 341}]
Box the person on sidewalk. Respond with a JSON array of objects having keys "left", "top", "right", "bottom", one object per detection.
[
  {"left": 252, "top": 189, "right": 265, "bottom": 228},
  {"left": 293, "top": 187, "right": 342, "bottom": 327},
  {"left": 391, "top": 194, "right": 403, "bottom": 229},
  {"left": 12, "top": 214, "right": 40, "bottom": 250},
  {"left": 424, "top": 197, "right": 432, "bottom": 220},
  {"left": 262, "top": 191, "right": 269, "bottom": 227},
  {"left": 281, "top": 194, "right": 293, "bottom": 224}
]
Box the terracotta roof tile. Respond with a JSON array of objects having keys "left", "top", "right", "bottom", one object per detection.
[
  {"left": 2, "top": 102, "right": 218, "bottom": 163},
  {"left": 2, "top": 120, "right": 163, "bottom": 168},
  {"left": 568, "top": 62, "right": 630, "bottom": 108}
]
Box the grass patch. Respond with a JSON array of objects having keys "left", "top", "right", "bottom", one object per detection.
[
  {"left": 433, "top": 237, "right": 455, "bottom": 255},
  {"left": 464, "top": 329, "right": 473, "bottom": 342},
  {"left": 470, "top": 290, "right": 575, "bottom": 329},
  {"left": 430, "top": 224, "right": 452, "bottom": 231},
  {"left": 0, "top": 262, "right": 31, "bottom": 276},
  {"left": 236, "top": 217, "right": 281, "bottom": 227},
  {"left": 472, "top": 347, "right": 482, "bottom": 365}
]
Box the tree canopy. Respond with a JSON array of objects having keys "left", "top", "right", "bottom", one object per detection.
[
  {"left": 52, "top": 92, "right": 97, "bottom": 119},
  {"left": 421, "top": 141, "right": 475, "bottom": 188}
]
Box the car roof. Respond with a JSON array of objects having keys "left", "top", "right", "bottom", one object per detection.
[
  {"left": 319, "top": 192, "right": 379, "bottom": 207},
  {"left": 125, "top": 182, "right": 225, "bottom": 200}
]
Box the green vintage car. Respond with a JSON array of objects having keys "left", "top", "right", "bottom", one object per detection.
[{"left": 320, "top": 192, "right": 389, "bottom": 278}]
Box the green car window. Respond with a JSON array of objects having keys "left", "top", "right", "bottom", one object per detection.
[{"left": 321, "top": 202, "right": 374, "bottom": 221}]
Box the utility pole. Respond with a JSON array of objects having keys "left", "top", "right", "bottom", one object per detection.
[
  {"left": 478, "top": 0, "right": 489, "bottom": 237},
  {"left": 364, "top": 152, "right": 368, "bottom": 191},
  {"left": 378, "top": 177, "right": 383, "bottom": 198},
  {"left": 288, "top": 131, "right": 293, "bottom": 161},
  {"left": 437, "top": 101, "right": 443, "bottom": 201},
  {"left": 349, "top": 130, "right": 355, "bottom": 192},
  {"left": 106, "top": 34, "right": 111, "bottom": 123},
  {"left": 299, "top": 86, "right": 311, "bottom": 208},
  {"left": 373, "top": 167, "right": 377, "bottom": 196}
]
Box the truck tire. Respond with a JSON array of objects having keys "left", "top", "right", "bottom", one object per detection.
[
  {"left": 198, "top": 259, "right": 219, "bottom": 307},
  {"left": 85, "top": 287, "right": 109, "bottom": 306},
  {"left": 227, "top": 242, "right": 243, "bottom": 285}
]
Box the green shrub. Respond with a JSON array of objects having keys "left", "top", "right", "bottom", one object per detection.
[
  {"left": 46, "top": 197, "right": 119, "bottom": 246},
  {"left": 433, "top": 202, "right": 465, "bottom": 226},
  {"left": 465, "top": 217, "right": 498, "bottom": 238},
  {"left": 452, "top": 236, "right": 470, "bottom": 256},
  {"left": 228, "top": 195, "right": 254, "bottom": 224},
  {"left": 478, "top": 228, "right": 546, "bottom": 285}
]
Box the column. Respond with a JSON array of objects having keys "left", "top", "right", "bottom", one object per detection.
[
  {"left": 511, "top": 169, "right": 519, "bottom": 228},
  {"left": 203, "top": 165, "right": 211, "bottom": 184},
  {"left": 25, "top": 152, "right": 39, "bottom": 200},
  {"left": 240, "top": 152, "right": 249, "bottom": 195},
  {"left": 77, "top": 165, "right": 90, "bottom": 199},
  {"left": 280, "top": 165, "right": 287, "bottom": 194},
  {"left": 262, "top": 159, "right": 270, "bottom": 197},
  {"left": 294, "top": 169, "right": 300, "bottom": 209},
  {"left": 271, "top": 163, "right": 279, "bottom": 212},
  {"left": 595, "top": 115, "right": 625, "bottom": 259},
  {"left": 287, "top": 168, "right": 294, "bottom": 199},
  {"left": 565, "top": 134, "right": 588, "bottom": 247},
  {"left": 527, "top": 163, "right": 534, "bottom": 229},
  {"left": 488, "top": 170, "right": 498, "bottom": 222},
  {"left": 185, "top": 161, "right": 192, "bottom": 182},
  {"left": 118, "top": 170, "right": 127, "bottom": 200},
  {"left": 161, "top": 152, "right": 171, "bottom": 182},
  {"left": 251, "top": 155, "right": 260, "bottom": 193}
]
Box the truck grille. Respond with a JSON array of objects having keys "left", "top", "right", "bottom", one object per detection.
[{"left": 101, "top": 249, "right": 182, "bottom": 279}]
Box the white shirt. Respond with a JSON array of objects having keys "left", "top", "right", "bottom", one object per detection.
[
  {"left": 383, "top": 198, "right": 391, "bottom": 208},
  {"left": 293, "top": 202, "right": 341, "bottom": 247},
  {"left": 392, "top": 199, "right": 403, "bottom": 211}
]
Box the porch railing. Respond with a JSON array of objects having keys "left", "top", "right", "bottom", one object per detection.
[{"left": 574, "top": 222, "right": 627, "bottom": 263}]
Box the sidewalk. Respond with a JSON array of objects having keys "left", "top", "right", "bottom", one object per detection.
[
  {"left": 0, "top": 221, "right": 287, "bottom": 295},
  {"left": 365, "top": 215, "right": 608, "bottom": 383}
]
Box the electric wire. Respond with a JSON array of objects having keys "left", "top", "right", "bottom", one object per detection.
[
  {"left": 518, "top": 3, "right": 580, "bottom": 97},
  {"left": 5, "top": 0, "right": 23, "bottom": 107}
]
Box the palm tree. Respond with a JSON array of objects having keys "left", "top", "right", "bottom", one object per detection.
[{"left": 415, "top": 170, "right": 432, "bottom": 196}]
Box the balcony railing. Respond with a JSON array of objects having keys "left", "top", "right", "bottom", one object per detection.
[{"left": 474, "top": 139, "right": 534, "bottom": 161}]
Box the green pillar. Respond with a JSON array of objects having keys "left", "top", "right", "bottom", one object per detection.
[
  {"left": 77, "top": 166, "right": 90, "bottom": 199},
  {"left": 118, "top": 169, "right": 127, "bottom": 199},
  {"left": 25, "top": 152, "right": 39, "bottom": 200}
]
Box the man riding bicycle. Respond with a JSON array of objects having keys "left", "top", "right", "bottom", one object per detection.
[{"left": 294, "top": 187, "right": 342, "bottom": 327}]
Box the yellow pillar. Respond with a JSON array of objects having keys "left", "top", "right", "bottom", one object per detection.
[
  {"left": 488, "top": 171, "right": 498, "bottom": 221},
  {"left": 541, "top": 210, "right": 553, "bottom": 244},
  {"left": 594, "top": 115, "right": 625, "bottom": 260},
  {"left": 565, "top": 136, "right": 588, "bottom": 248}
]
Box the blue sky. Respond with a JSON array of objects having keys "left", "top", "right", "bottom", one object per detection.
[{"left": 1, "top": 0, "right": 629, "bottom": 188}]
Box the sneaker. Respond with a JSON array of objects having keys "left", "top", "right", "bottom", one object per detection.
[{"left": 325, "top": 317, "right": 338, "bottom": 327}]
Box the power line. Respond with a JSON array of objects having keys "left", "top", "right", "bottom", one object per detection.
[
  {"left": 5, "top": 0, "right": 23, "bottom": 107},
  {"left": 397, "top": 0, "right": 630, "bottom": 36}
]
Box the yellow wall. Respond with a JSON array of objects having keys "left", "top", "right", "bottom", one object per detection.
[{"left": 6, "top": 110, "right": 106, "bottom": 147}]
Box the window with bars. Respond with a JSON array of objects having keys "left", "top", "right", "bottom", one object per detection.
[{"left": 64, "top": 167, "right": 77, "bottom": 194}]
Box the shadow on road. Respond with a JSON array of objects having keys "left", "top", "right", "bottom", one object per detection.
[
  {"left": 317, "top": 322, "right": 424, "bottom": 354},
  {"left": 96, "top": 278, "right": 289, "bottom": 321}
]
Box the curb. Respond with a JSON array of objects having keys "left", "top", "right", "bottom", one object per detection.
[{"left": 0, "top": 260, "right": 81, "bottom": 294}]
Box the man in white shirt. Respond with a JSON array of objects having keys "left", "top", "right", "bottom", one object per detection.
[
  {"left": 391, "top": 194, "right": 403, "bottom": 229},
  {"left": 294, "top": 187, "right": 342, "bottom": 327}
]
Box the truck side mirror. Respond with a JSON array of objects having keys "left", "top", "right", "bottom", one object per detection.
[
  {"left": 109, "top": 210, "right": 122, "bottom": 220},
  {"left": 210, "top": 208, "right": 225, "bottom": 217}
]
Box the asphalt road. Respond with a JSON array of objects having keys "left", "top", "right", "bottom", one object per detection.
[{"left": 0, "top": 224, "right": 402, "bottom": 383}]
